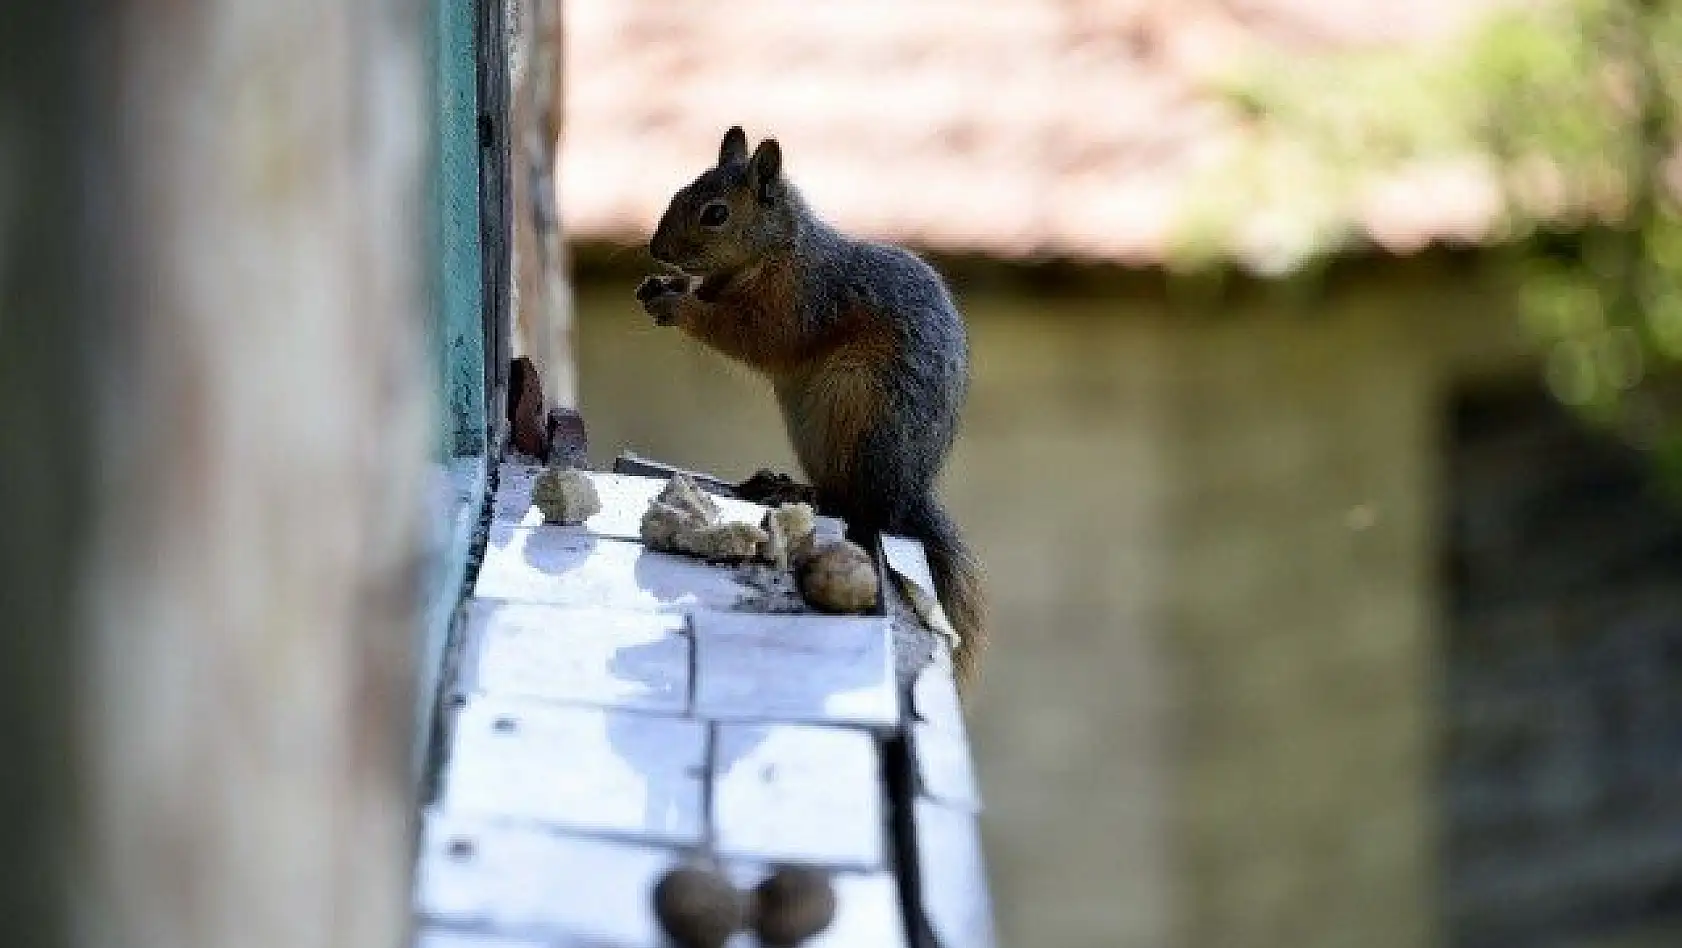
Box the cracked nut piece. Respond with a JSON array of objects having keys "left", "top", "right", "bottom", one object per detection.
[
  {"left": 641, "top": 474, "right": 767, "bottom": 562},
  {"left": 760, "top": 502, "right": 817, "bottom": 570},
  {"left": 640, "top": 473, "right": 720, "bottom": 549},
  {"left": 680, "top": 521, "right": 770, "bottom": 562}
]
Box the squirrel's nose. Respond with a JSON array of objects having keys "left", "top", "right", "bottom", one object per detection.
[{"left": 648, "top": 222, "right": 673, "bottom": 264}]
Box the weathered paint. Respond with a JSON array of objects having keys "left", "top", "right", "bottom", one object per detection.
[
  {"left": 430, "top": 0, "right": 487, "bottom": 458},
  {"left": 417, "top": 0, "right": 492, "bottom": 781}
]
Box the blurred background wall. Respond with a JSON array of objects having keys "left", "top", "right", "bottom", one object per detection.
[{"left": 552, "top": 1, "right": 1682, "bottom": 946}]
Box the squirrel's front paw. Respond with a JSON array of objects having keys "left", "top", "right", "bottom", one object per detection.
[
  {"left": 737, "top": 468, "right": 819, "bottom": 507},
  {"left": 636, "top": 275, "right": 689, "bottom": 326},
  {"left": 635, "top": 274, "right": 686, "bottom": 302}
]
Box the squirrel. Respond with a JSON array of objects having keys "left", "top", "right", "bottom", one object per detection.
[{"left": 635, "top": 126, "right": 986, "bottom": 688}]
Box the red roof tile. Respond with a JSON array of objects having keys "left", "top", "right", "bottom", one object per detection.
[{"left": 559, "top": 0, "right": 1514, "bottom": 267}]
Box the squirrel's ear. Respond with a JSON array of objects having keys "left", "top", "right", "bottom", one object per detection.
[
  {"left": 749, "top": 138, "right": 783, "bottom": 202},
  {"left": 718, "top": 126, "right": 748, "bottom": 167}
]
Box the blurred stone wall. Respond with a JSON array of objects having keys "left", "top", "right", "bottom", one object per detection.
[{"left": 568, "top": 256, "right": 1682, "bottom": 948}]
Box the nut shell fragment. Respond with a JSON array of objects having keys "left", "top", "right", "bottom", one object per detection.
[
  {"left": 641, "top": 474, "right": 767, "bottom": 562},
  {"left": 760, "top": 502, "right": 817, "bottom": 570},
  {"left": 531, "top": 467, "right": 601, "bottom": 525}
]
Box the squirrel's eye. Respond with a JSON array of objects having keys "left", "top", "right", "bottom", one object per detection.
[{"left": 699, "top": 202, "right": 730, "bottom": 229}]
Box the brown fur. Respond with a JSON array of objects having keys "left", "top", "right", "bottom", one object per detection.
[
  {"left": 775, "top": 310, "right": 893, "bottom": 495},
  {"left": 674, "top": 265, "right": 893, "bottom": 498},
  {"left": 940, "top": 541, "right": 988, "bottom": 690},
  {"left": 642, "top": 127, "right": 986, "bottom": 692},
  {"left": 670, "top": 259, "right": 810, "bottom": 375}
]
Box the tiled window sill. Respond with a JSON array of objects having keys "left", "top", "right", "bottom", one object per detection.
[{"left": 414, "top": 459, "right": 996, "bottom": 947}]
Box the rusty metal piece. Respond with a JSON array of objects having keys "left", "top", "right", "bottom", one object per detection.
[
  {"left": 612, "top": 453, "right": 738, "bottom": 496},
  {"left": 506, "top": 357, "right": 589, "bottom": 470},
  {"left": 507, "top": 356, "right": 549, "bottom": 458},
  {"left": 547, "top": 406, "right": 588, "bottom": 469}
]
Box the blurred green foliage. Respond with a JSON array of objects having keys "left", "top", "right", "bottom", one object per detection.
[
  {"left": 1171, "top": 48, "right": 1488, "bottom": 274},
  {"left": 1174, "top": 0, "right": 1682, "bottom": 475},
  {"left": 1472, "top": 0, "right": 1682, "bottom": 473}
]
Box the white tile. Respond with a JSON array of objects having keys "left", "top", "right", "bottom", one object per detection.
[
  {"left": 911, "top": 661, "right": 968, "bottom": 739},
  {"left": 915, "top": 799, "right": 997, "bottom": 948},
  {"left": 463, "top": 602, "right": 689, "bottom": 713},
  {"left": 416, "top": 813, "right": 673, "bottom": 947},
  {"left": 796, "top": 871, "right": 907, "bottom": 948},
  {"left": 474, "top": 527, "right": 751, "bottom": 613},
  {"left": 880, "top": 534, "right": 937, "bottom": 602},
  {"left": 912, "top": 721, "right": 982, "bottom": 813},
  {"left": 443, "top": 699, "right": 705, "bottom": 845},
  {"left": 413, "top": 929, "right": 548, "bottom": 948},
  {"left": 490, "top": 462, "right": 546, "bottom": 526},
  {"left": 909, "top": 662, "right": 979, "bottom": 812},
  {"left": 712, "top": 724, "right": 886, "bottom": 869},
  {"left": 693, "top": 613, "right": 897, "bottom": 728}
]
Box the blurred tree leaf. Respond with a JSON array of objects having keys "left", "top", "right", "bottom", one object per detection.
[{"left": 1174, "top": 0, "right": 1682, "bottom": 474}]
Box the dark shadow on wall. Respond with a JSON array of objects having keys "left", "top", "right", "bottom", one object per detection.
[{"left": 1442, "top": 378, "right": 1682, "bottom": 948}]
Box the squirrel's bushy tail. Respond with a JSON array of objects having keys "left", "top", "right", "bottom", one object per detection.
[{"left": 902, "top": 493, "right": 987, "bottom": 690}]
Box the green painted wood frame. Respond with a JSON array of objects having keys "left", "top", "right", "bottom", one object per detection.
[{"left": 416, "top": 0, "right": 511, "bottom": 781}]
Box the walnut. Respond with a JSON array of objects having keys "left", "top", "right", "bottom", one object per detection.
[
  {"left": 796, "top": 539, "right": 878, "bottom": 613},
  {"left": 652, "top": 865, "right": 745, "bottom": 948},
  {"left": 752, "top": 865, "right": 836, "bottom": 946}
]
